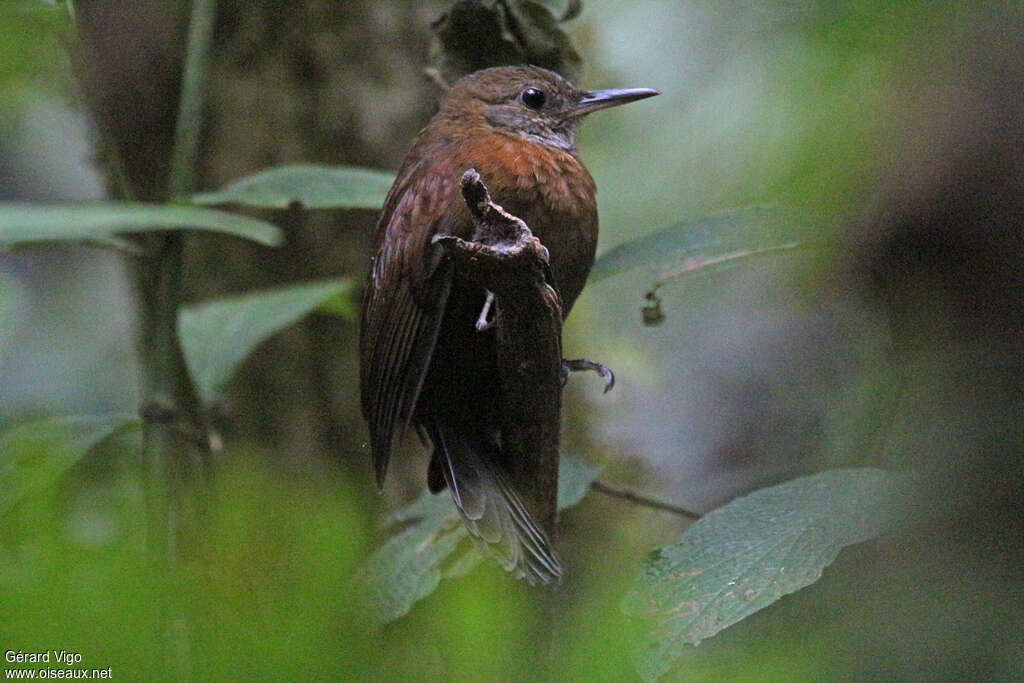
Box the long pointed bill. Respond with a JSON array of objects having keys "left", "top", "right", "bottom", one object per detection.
[{"left": 570, "top": 87, "right": 660, "bottom": 117}]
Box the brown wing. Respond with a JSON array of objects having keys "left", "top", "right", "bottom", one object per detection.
[{"left": 359, "top": 153, "right": 463, "bottom": 486}]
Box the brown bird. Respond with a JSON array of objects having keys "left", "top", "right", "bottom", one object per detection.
[{"left": 360, "top": 66, "right": 657, "bottom": 583}]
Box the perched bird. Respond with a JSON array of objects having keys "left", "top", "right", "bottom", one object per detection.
[{"left": 360, "top": 65, "right": 657, "bottom": 583}]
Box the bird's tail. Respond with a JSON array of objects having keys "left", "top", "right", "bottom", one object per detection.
[{"left": 427, "top": 419, "right": 562, "bottom": 585}]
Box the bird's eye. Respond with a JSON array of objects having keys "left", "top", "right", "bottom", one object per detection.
[{"left": 520, "top": 87, "right": 546, "bottom": 110}]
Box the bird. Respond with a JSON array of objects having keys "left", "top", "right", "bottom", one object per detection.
[{"left": 360, "top": 65, "right": 657, "bottom": 583}]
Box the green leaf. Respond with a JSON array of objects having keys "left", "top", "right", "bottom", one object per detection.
[
  {"left": 0, "top": 202, "right": 283, "bottom": 246},
  {"left": 190, "top": 164, "right": 396, "bottom": 210},
  {"left": 0, "top": 414, "right": 139, "bottom": 518},
  {"left": 355, "top": 453, "right": 604, "bottom": 624},
  {"left": 1, "top": 1, "right": 67, "bottom": 21},
  {"left": 316, "top": 289, "right": 359, "bottom": 320},
  {"left": 557, "top": 454, "right": 602, "bottom": 509},
  {"left": 179, "top": 279, "right": 354, "bottom": 403},
  {"left": 354, "top": 492, "right": 471, "bottom": 625},
  {"left": 589, "top": 206, "right": 798, "bottom": 283},
  {"left": 621, "top": 468, "right": 912, "bottom": 682}
]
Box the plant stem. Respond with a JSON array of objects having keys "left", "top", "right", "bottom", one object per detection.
[
  {"left": 139, "top": 0, "right": 218, "bottom": 558},
  {"left": 140, "top": 236, "right": 185, "bottom": 564},
  {"left": 169, "top": 0, "right": 217, "bottom": 201},
  {"left": 137, "top": 0, "right": 218, "bottom": 679},
  {"left": 591, "top": 480, "right": 702, "bottom": 520}
]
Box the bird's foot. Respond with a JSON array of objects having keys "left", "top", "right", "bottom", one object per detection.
[
  {"left": 475, "top": 291, "right": 496, "bottom": 331},
  {"left": 561, "top": 358, "right": 615, "bottom": 393}
]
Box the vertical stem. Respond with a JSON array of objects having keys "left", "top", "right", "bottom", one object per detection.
[
  {"left": 136, "top": 0, "right": 218, "bottom": 679},
  {"left": 168, "top": 0, "right": 217, "bottom": 201},
  {"left": 140, "top": 236, "right": 185, "bottom": 564},
  {"left": 67, "top": 0, "right": 217, "bottom": 677},
  {"left": 138, "top": 238, "right": 188, "bottom": 674},
  {"left": 139, "top": 0, "right": 217, "bottom": 558}
]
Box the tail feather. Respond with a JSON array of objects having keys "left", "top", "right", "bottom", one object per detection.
[{"left": 430, "top": 420, "right": 562, "bottom": 585}]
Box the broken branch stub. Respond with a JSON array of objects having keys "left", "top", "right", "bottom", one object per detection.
[{"left": 432, "top": 168, "right": 563, "bottom": 536}]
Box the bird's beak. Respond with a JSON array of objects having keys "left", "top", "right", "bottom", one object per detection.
[{"left": 569, "top": 87, "right": 660, "bottom": 118}]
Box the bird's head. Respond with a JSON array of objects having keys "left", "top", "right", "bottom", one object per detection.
[{"left": 440, "top": 66, "right": 658, "bottom": 150}]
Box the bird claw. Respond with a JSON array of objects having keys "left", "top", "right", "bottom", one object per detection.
[
  {"left": 475, "top": 291, "right": 496, "bottom": 331},
  {"left": 561, "top": 358, "right": 615, "bottom": 393}
]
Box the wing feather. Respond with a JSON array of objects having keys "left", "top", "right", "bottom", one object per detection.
[
  {"left": 429, "top": 420, "right": 563, "bottom": 585},
  {"left": 360, "top": 154, "right": 462, "bottom": 486}
]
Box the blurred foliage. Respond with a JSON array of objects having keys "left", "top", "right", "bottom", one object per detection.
[
  {"left": 191, "top": 164, "right": 396, "bottom": 210},
  {"left": 1, "top": 0, "right": 1023, "bottom": 681},
  {"left": 1, "top": 449, "right": 375, "bottom": 680},
  {"left": 589, "top": 206, "right": 795, "bottom": 285},
  {"left": 0, "top": 202, "right": 282, "bottom": 246},
  {"left": 622, "top": 468, "right": 912, "bottom": 680},
  {"left": 185, "top": 459, "right": 372, "bottom": 680},
  {"left": 588, "top": 206, "right": 806, "bottom": 325},
  {"left": 0, "top": 1, "right": 73, "bottom": 100},
  {"left": 354, "top": 453, "right": 602, "bottom": 625},
  {"left": 0, "top": 414, "right": 137, "bottom": 517},
  {"left": 179, "top": 278, "right": 354, "bottom": 402}
]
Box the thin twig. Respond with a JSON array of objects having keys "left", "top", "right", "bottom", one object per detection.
[
  {"left": 591, "top": 480, "right": 701, "bottom": 520},
  {"left": 168, "top": 0, "right": 217, "bottom": 200}
]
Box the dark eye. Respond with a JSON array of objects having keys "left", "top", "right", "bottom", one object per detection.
[{"left": 520, "top": 87, "right": 546, "bottom": 110}]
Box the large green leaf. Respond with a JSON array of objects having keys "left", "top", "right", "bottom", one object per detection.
[
  {"left": 354, "top": 454, "right": 604, "bottom": 624},
  {"left": 179, "top": 278, "right": 354, "bottom": 403},
  {"left": 0, "top": 202, "right": 283, "bottom": 246},
  {"left": 621, "top": 468, "right": 912, "bottom": 682},
  {"left": 354, "top": 491, "right": 472, "bottom": 625},
  {"left": 589, "top": 206, "right": 797, "bottom": 283},
  {"left": 190, "top": 164, "right": 395, "bottom": 210},
  {"left": 0, "top": 414, "right": 139, "bottom": 518}
]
